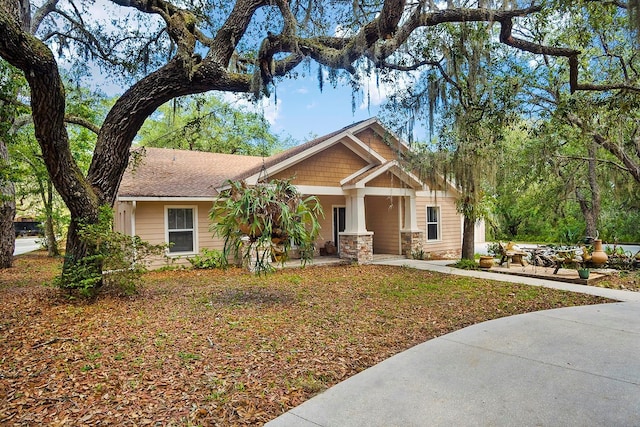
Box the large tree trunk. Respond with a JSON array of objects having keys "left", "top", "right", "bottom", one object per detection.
[
  {"left": 1, "top": 8, "right": 101, "bottom": 278},
  {"left": 0, "top": 1, "right": 31, "bottom": 268},
  {"left": 576, "top": 139, "right": 600, "bottom": 239},
  {"left": 0, "top": 137, "right": 15, "bottom": 269},
  {"left": 0, "top": 13, "right": 240, "bottom": 283},
  {"left": 461, "top": 215, "right": 476, "bottom": 260},
  {"left": 43, "top": 181, "right": 59, "bottom": 257}
]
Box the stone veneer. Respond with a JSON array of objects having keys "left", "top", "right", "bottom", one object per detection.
[
  {"left": 401, "top": 231, "right": 425, "bottom": 258},
  {"left": 338, "top": 232, "right": 373, "bottom": 264}
]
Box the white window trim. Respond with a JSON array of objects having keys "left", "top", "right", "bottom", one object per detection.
[
  {"left": 164, "top": 205, "right": 198, "bottom": 256},
  {"left": 332, "top": 205, "right": 346, "bottom": 247},
  {"left": 425, "top": 205, "right": 441, "bottom": 243}
]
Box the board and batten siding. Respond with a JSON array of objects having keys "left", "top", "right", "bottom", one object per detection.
[{"left": 114, "top": 201, "right": 132, "bottom": 235}]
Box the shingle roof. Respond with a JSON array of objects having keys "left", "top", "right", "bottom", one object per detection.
[
  {"left": 117, "top": 147, "right": 265, "bottom": 198},
  {"left": 117, "top": 118, "right": 392, "bottom": 199}
]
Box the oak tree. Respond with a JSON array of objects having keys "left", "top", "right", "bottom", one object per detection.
[{"left": 0, "top": 0, "right": 619, "bottom": 288}]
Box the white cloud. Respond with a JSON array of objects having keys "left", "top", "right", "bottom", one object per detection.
[
  {"left": 219, "top": 92, "right": 281, "bottom": 126},
  {"left": 296, "top": 87, "right": 309, "bottom": 94},
  {"left": 260, "top": 97, "right": 281, "bottom": 125},
  {"left": 357, "top": 63, "right": 423, "bottom": 111}
]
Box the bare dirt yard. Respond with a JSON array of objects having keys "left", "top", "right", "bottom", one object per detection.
[{"left": 1, "top": 252, "right": 625, "bottom": 426}]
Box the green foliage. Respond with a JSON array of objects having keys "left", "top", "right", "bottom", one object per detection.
[
  {"left": 486, "top": 242, "right": 502, "bottom": 257},
  {"left": 210, "top": 179, "right": 323, "bottom": 275},
  {"left": 138, "top": 94, "right": 292, "bottom": 155},
  {"left": 453, "top": 259, "right": 479, "bottom": 270},
  {"left": 411, "top": 243, "right": 429, "bottom": 260},
  {"left": 188, "top": 248, "right": 225, "bottom": 269},
  {"left": 600, "top": 203, "right": 640, "bottom": 243},
  {"left": 55, "top": 206, "right": 166, "bottom": 297}
]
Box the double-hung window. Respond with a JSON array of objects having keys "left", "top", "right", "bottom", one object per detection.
[
  {"left": 166, "top": 207, "right": 196, "bottom": 254},
  {"left": 426, "top": 206, "right": 440, "bottom": 241}
]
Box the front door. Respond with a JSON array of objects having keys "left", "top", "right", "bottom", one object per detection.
[{"left": 333, "top": 206, "right": 346, "bottom": 253}]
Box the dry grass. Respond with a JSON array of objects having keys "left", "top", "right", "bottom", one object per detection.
[{"left": 0, "top": 252, "right": 613, "bottom": 425}]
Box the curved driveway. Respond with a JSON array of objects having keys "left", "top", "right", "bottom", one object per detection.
[
  {"left": 267, "top": 260, "right": 640, "bottom": 426},
  {"left": 13, "top": 237, "right": 41, "bottom": 256}
]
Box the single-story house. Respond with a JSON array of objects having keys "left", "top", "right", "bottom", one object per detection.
[{"left": 114, "top": 117, "right": 473, "bottom": 268}]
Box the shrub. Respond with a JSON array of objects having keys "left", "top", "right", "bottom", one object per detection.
[
  {"left": 188, "top": 248, "right": 225, "bottom": 269},
  {"left": 486, "top": 241, "right": 502, "bottom": 257},
  {"left": 453, "top": 259, "right": 479, "bottom": 270},
  {"left": 55, "top": 206, "right": 166, "bottom": 297},
  {"left": 411, "top": 243, "right": 429, "bottom": 260}
]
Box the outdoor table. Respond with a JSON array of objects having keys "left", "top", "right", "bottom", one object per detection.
[{"left": 553, "top": 248, "right": 581, "bottom": 274}]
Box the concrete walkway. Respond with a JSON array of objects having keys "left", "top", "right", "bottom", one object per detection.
[{"left": 266, "top": 260, "right": 640, "bottom": 426}]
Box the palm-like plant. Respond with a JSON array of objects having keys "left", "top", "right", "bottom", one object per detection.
[{"left": 210, "top": 179, "right": 323, "bottom": 273}]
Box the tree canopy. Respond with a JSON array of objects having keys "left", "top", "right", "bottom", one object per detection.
[
  {"left": 137, "top": 94, "right": 287, "bottom": 155},
  {"left": 1, "top": 0, "right": 639, "bottom": 285}
]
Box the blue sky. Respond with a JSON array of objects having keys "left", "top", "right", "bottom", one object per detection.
[
  {"left": 95, "top": 70, "right": 390, "bottom": 144},
  {"left": 78, "top": 1, "right": 408, "bottom": 145},
  {"left": 92, "top": 62, "right": 388, "bottom": 145},
  {"left": 249, "top": 75, "right": 386, "bottom": 143}
]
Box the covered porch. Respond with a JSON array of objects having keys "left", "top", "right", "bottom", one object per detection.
[{"left": 333, "top": 161, "right": 425, "bottom": 264}]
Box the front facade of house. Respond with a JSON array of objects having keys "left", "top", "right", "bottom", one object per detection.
[{"left": 114, "top": 118, "right": 466, "bottom": 268}]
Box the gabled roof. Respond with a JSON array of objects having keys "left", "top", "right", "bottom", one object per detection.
[
  {"left": 235, "top": 117, "right": 408, "bottom": 185},
  {"left": 341, "top": 160, "right": 423, "bottom": 190},
  {"left": 117, "top": 117, "right": 423, "bottom": 200},
  {"left": 117, "top": 147, "right": 264, "bottom": 198}
]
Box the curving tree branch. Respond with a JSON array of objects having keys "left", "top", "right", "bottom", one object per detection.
[{"left": 566, "top": 113, "right": 640, "bottom": 183}]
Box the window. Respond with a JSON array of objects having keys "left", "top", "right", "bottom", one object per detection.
[
  {"left": 166, "top": 207, "right": 196, "bottom": 253},
  {"left": 426, "top": 206, "right": 440, "bottom": 241}
]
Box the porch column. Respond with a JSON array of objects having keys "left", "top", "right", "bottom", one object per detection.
[
  {"left": 400, "top": 194, "right": 425, "bottom": 259},
  {"left": 403, "top": 195, "right": 418, "bottom": 231},
  {"left": 345, "top": 195, "right": 354, "bottom": 232},
  {"left": 344, "top": 190, "right": 367, "bottom": 233},
  {"left": 354, "top": 189, "right": 367, "bottom": 233},
  {"left": 340, "top": 189, "right": 373, "bottom": 263}
]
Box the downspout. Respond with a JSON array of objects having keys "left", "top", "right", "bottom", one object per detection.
[
  {"left": 131, "top": 200, "right": 137, "bottom": 236},
  {"left": 131, "top": 201, "right": 137, "bottom": 266}
]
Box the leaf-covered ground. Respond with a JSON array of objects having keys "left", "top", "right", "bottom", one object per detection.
[{"left": 1, "top": 252, "right": 613, "bottom": 426}]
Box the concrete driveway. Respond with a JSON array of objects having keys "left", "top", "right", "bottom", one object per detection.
[
  {"left": 267, "top": 260, "right": 640, "bottom": 426},
  {"left": 13, "top": 237, "right": 41, "bottom": 256}
]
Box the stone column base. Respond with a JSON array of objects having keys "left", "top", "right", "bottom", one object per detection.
[
  {"left": 401, "top": 230, "right": 425, "bottom": 259},
  {"left": 339, "top": 232, "right": 373, "bottom": 264}
]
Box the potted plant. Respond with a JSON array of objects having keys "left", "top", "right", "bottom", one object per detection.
[
  {"left": 576, "top": 246, "right": 592, "bottom": 279},
  {"left": 479, "top": 255, "right": 494, "bottom": 269},
  {"left": 577, "top": 267, "right": 590, "bottom": 279},
  {"left": 211, "top": 178, "right": 323, "bottom": 274}
]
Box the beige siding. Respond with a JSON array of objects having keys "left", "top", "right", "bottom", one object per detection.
[
  {"left": 198, "top": 203, "right": 223, "bottom": 251},
  {"left": 314, "top": 195, "right": 346, "bottom": 249},
  {"left": 132, "top": 201, "right": 222, "bottom": 268},
  {"left": 133, "top": 202, "right": 166, "bottom": 246},
  {"left": 365, "top": 196, "right": 401, "bottom": 254},
  {"left": 366, "top": 171, "right": 408, "bottom": 188},
  {"left": 114, "top": 201, "right": 132, "bottom": 234},
  {"left": 415, "top": 193, "right": 462, "bottom": 256},
  {"left": 272, "top": 143, "right": 369, "bottom": 185},
  {"left": 353, "top": 128, "right": 399, "bottom": 161}
]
